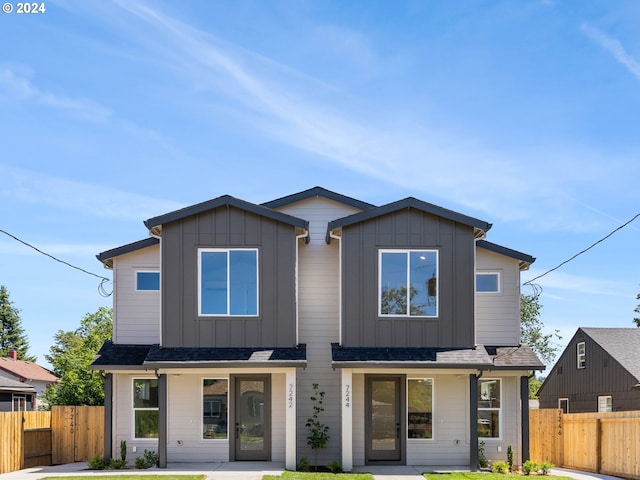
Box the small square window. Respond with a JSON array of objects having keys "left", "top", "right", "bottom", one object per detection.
[
  {"left": 136, "top": 271, "right": 160, "bottom": 291},
  {"left": 476, "top": 272, "right": 500, "bottom": 293},
  {"left": 598, "top": 396, "right": 612, "bottom": 413}
]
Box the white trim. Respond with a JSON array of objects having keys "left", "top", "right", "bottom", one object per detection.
[
  {"left": 197, "top": 248, "right": 259, "bottom": 317},
  {"left": 341, "top": 369, "right": 353, "bottom": 472},
  {"left": 378, "top": 249, "right": 439, "bottom": 318},
  {"left": 135, "top": 270, "right": 160, "bottom": 291},
  {"left": 577, "top": 342, "right": 586, "bottom": 369},
  {"left": 475, "top": 271, "right": 501, "bottom": 294},
  {"left": 559, "top": 397, "right": 569, "bottom": 414},
  {"left": 406, "top": 377, "right": 435, "bottom": 441},
  {"left": 285, "top": 368, "right": 297, "bottom": 470},
  {"left": 597, "top": 395, "right": 612, "bottom": 413},
  {"left": 132, "top": 376, "right": 160, "bottom": 441},
  {"left": 477, "top": 377, "right": 502, "bottom": 440},
  {"left": 201, "top": 377, "right": 229, "bottom": 441}
]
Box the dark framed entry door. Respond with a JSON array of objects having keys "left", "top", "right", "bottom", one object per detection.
[
  {"left": 233, "top": 375, "right": 271, "bottom": 461},
  {"left": 365, "top": 375, "right": 405, "bottom": 464}
]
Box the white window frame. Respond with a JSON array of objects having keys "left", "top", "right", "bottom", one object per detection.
[
  {"left": 598, "top": 395, "right": 612, "bottom": 413},
  {"left": 135, "top": 270, "right": 160, "bottom": 291},
  {"left": 12, "top": 394, "right": 27, "bottom": 412},
  {"left": 577, "top": 342, "right": 586, "bottom": 369},
  {"left": 407, "top": 377, "right": 435, "bottom": 441},
  {"left": 378, "top": 249, "right": 439, "bottom": 318},
  {"left": 198, "top": 248, "right": 259, "bottom": 317},
  {"left": 475, "top": 271, "right": 501, "bottom": 293},
  {"left": 202, "top": 377, "right": 229, "bottom": 441},
  {"left": 559, "top": 397, "right": 569, "bottom": 414},
  {"left": 478, "top": 378, "right": 502, "bottom": 440},
  {"left": 132, "top": 377, "right": 159, "bottom": 441}
]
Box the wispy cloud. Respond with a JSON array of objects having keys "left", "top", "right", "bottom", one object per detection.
[
  {"left": 0, "top": 164, "right": 184, "bottom": 221},
  {"left": 0, "top": 67, "right": 112, "bottom": 122},
  {"left": 581, "top": 23, "right": 640, "bottom": 81}
]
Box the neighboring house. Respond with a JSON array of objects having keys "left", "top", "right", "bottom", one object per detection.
[
  {"left": 537, "top": 328, "right": 640, "bottom": 413},
  {"left": 0, "top": 349, "right": 58, "bottom": 410},
  {"left": 91, "top": 187, "right": 544, "bottom": 470},
  {"left": 0, "top": 376, "right": 37, "bottom": 412}
]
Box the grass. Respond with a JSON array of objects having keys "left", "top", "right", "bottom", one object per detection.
[
  {"left": 40, "top": 476, "right": 205, "bottom": 480},
  {"left": 263, "top": 471, "right": 374, "bottom": 480},
  {"left": 423, "top": 474, "right": 572, "bottom": 480}
]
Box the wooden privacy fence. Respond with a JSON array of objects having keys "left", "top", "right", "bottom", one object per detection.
[
  {"left": 530, "top": 409, "right": 640, "bottom": 480},
  {"left": 0, "top": 406, "right": 104, "bottom": 474}
]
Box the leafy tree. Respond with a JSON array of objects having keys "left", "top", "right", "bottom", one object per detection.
[
  {"left": 528, "top": 376, "right": 543, "bottom": 399},
  {"left": 0, "top": 285, "right": 35, "bottom": 361},
  {"left": 305, "top": 383, "right": 329, "bottom": 470},
  {"left": 634, "top": 293, "right": 640, "bottom": 327},
  {"left": 42, "top": 307, "right": 112, "bottom": 406},
  {"left": 520, "top": 294, "right": 561, "bottom": 365}
]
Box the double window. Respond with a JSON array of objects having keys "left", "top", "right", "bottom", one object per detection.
[
  {"left": 133, "top": 378, "right": 159, "bottom": 439},
  {"left": 478, "top": 379, "right": 501, "bottom": 438},
  {"left": 199, "top": 249, "right": 258, "bottom": 316},
  {"left": 379, "top": 250, "right": 438, "bottom": 317}
]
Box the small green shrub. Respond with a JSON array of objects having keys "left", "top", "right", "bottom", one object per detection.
[
  {"left": 492, "top": 460, "right": 509, "bottom": 474},
  {"left": 88, "top": 454, "right": 106, "bottom": 470},
  {"left": 107, "top": 458, "right": 127, "bottom": 469},
  {"left": 523, "top": 460, "right": 539, "bottom": 475},
  {"left": 120, "top": 440, "right": 127, "bottom": 462},
  {"left": 135, "top": 449, "right": 158, "bottom": 469},
  {"left": 296, "top": 456, "right": 310, "bottom": 472},
  {"left": 507, "top": 445, "right": 514, "bottom": 472},
  {"left": 328, "top": 460, "right": 342, "bottom": 473},
  {"left": 540, "top": 461, "right": 554, "bottom": 475},
  {"left": 478, "top": 441, "right": 488, "bottom": 469}
]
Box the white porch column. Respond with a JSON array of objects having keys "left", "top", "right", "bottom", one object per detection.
[
  {"left": 285, "top": 368, "right": 297, "bottom": 470},
  {"left": 341, "top": 368, "right": 353, "bottom": 472}
]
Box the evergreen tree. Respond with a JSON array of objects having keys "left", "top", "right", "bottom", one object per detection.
[
  {"left": 42, "top": 307, "right": 112, "bottom": 406},
  {"left": 0, "top": 285, "right": 35, "bottom": 361}
]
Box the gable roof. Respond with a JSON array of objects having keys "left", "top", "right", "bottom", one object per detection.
[
  {"left": 0, "top": 357, "right": 58, "bottom": 383},
  {"left": 262, "top": 186, "right": 376, "bottom": 211},
  {"left": 96, "top": 237, "right": 159, "bottom": 268},
  {"left": 327, "top": 197, "right": 492, "bottom": 243},
  {"left": 144, "top": 195, "right": 309, "bottom": 237},
  {"left": 477, "top": 240, "right": 536, "bottom": 270},
  {"left": 0, "top": 376, "right": 36, "bottom": 393},
  {"left": 580, "top": 327, "right": 640, "bottom": 382}
]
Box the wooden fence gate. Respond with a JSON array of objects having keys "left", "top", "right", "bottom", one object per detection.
[{"left": 0, "top": 406, "right": 103, "bottom": 474}]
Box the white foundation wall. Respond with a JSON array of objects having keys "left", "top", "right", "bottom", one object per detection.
[{"left": 112, "top": 244, "right": 161, "bottom": 345}]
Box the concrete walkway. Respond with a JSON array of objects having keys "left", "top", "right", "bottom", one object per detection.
[{"left": 0, "top": 462, "right": 626, "bottom": 480}]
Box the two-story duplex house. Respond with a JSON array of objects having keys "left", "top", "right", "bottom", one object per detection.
[{"left": 91, "top": 187, "right": 543, "bottom": 471}]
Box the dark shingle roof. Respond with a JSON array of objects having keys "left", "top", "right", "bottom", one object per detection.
[
  {"left": 262, "top": 186, "right": 376, "bottom": 211},
  {"left": 485, "top": 344, "right": 545, "bottom": 370},
  {"left": 581, "top": 328, "right": 640, "bottom": 381},
  {"left": 90, "top": 341, "right": 306, "bottom": 370},
  {"left": 477, "top": 240, "right": 535, "bottom": 269},
  {"left": 0, "top": 376, "right": 37, "bottom": 393},
  {"left": 327, "top": 197, "right": 491, "bottom": 243}
]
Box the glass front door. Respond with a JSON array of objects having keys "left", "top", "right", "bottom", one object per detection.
[
  {"left": 234, "top": 376, "right": 270, "bottom": 461},
  {"left": 365, "top": 375, "right": 404, "bottom": 463}
]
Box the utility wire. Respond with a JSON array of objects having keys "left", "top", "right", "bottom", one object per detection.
[
  {"left": 0, "top": 228, "right": 112, "bottom": 297},
  {"left": 524, "top": 211, "right": 640, "bottom": 287}
]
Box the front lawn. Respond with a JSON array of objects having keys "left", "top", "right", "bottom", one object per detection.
[
  {"left": 424, "top": 474, "right": 572, "bottom": 480},
  {"left": 41, "top": 476, "right": 205, "bottom": 480},
  {"left": 263, "top": 471, "right": 374, "bottom": 480}
]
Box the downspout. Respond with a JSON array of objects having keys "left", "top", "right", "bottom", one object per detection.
[
  {"left": 329, "top": 231, "right": 342, "bottom": 346},
  {"left": 295, "top": 232, "right": 309, "bottom": 346}
]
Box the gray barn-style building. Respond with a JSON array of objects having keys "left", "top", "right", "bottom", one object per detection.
[
  {"left": 91, "top": 187, "right": 544, "bottom": 470},
  {"left": 537, "top": 327, "right": 640, "bottom": 413}
]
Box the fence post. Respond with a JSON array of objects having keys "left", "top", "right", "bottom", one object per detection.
[{"left": 596, "top": 418, "right": 601, "bottom": 474}]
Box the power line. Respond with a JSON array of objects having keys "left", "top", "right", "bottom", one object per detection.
[
  {"left": 0, "top": 228, "right": 112, "bottom": 297},
  {"left": 524, "top": 211, "right": 640, "bottom": 287}
]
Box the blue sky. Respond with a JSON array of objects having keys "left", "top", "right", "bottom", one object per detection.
[{"left": 1, "top": 0, "right": 639, "bottom": 369}]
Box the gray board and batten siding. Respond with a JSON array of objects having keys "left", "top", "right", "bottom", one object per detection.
[
  {"left": 338, "top": 207, "right": 479, "bottom": 349},
  {"left": 159, "top": 204, "right": 303, "bottom": 349}
]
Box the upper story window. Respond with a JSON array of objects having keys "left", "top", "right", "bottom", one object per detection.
[
  {"left": 136, "top": 271, "right": 160, "bottom": 291},
  {"left": 379, "top": 250, "right": 438, "bottom": 317},
  {"left": 577, "top": 341, "right": 586, "bottom": 369},
  {"left": 476, "top": 272, "right": 500, "bottom": 293},
  {"left": 199, "top": 249, "right": 258, "bottom": 316}
]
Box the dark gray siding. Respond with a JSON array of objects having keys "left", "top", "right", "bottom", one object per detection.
[
  {"left": 538, "top": 332, "right": 640, "bottom": 412},
  {"left": 162, "top": 206, "right": 297, "bottom": 348},
  {"left": 341, "top": 208, "right": 476, "bottom": 348}
]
